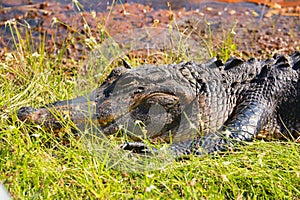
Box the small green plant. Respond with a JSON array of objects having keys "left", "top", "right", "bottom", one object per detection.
[{"left": 219, "top": 21, "right": 238, "bottom": 60}]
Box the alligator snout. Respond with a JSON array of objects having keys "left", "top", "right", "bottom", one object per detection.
[
  {"left": 17, "top": 106, "right": 56, "bottom": 126},
  {"left": 17, "top": 101, "right": 99, "bottom": 132},
  {"left": 17, "top": 106, "right": 36, "bottom": 122}
]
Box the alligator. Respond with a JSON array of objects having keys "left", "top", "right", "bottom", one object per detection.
[{"left": 17, "top": 51, "right": 300, "bottom": 157}]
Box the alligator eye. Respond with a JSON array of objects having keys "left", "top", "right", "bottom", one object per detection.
[
  {"left": 103, "top": 84, "right": 115, "bottom": 97},
  {"left": 134, "top": 87, "right": 145, "bottom": 94}
]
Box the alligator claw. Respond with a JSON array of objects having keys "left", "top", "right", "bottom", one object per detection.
[{"left": 119, "top": 142, "right": 159, "bottom": 155}]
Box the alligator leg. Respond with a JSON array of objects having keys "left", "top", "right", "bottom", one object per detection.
[
  {"left": 171, "top": 56, "right": 299, "bottom": 156},
  {"left": 184, "top": 101, "right": 268, "bottom": 155}
]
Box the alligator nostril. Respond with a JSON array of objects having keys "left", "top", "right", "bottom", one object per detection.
[{"left": 17, "top": 106, "right": 36, "bottom": 121}]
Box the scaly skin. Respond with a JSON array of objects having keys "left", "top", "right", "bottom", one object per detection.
[{"left": 17, "top": 52, "right": 300, "bottom": 157}]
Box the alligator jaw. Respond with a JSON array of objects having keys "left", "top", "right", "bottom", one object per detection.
[
  {"left": 17, "top": 100, "right": 98, "bottom": 132},
  {"left": 97, "top": 91, "right": 185, "bottom": 141}
]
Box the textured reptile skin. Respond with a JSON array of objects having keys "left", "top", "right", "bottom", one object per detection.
[{"left": 17, "top": 51, "right": 300, "bottom": 156}]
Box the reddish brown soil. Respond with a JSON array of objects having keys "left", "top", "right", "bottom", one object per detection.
[{"left": 0, "top": 1, "right": 299, "bottom": 60}]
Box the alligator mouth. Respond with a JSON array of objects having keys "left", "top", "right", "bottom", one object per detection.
[
  {"left": 17, "top": 101, "right": 98, "bottom": 131},
  {"left": 97, "top": 92, "right": 181, "bottom": 140},
  {"left": 17, "top": 106, "right": 65, "bottom": 131},
  {"left": 17, "top": 106, "right": 57, "bottom": 125},
  {"left": 17, "top": 91, "right": 183, "bottom": 142}
]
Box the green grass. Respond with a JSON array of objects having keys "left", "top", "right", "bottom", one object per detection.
[
  {"left": 1, "top": 3, "right": 300, "bottom": 199},
  {"left": 1, "top": 119, "right": 299, "bottom": 199}
]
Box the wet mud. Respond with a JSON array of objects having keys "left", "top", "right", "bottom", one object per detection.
[{"left": 0, "top": 0, "right": 299, "bottom": 60}]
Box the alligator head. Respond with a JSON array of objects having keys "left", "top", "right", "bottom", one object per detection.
[{"left": 18, "top": 63, "right": 202, "bottom": 142}]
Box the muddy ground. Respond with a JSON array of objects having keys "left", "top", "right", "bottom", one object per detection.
[{"left": 0, "top": 1, "right": 299, "bottom": 61}]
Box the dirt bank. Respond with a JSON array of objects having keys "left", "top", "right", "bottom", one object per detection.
[{"left": 0, "top": 1, "right": 299, "bottom": 60}]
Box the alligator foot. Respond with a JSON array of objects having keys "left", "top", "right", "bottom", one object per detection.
[
  {"left": 192, "top": 132, "right": 237, "bottom": 155},
  {"left": 165, "top": 132, "right": 240, "bottom": 157},
  {"left": 119, "top": 132, "right": 238, "bottom": 158}
]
